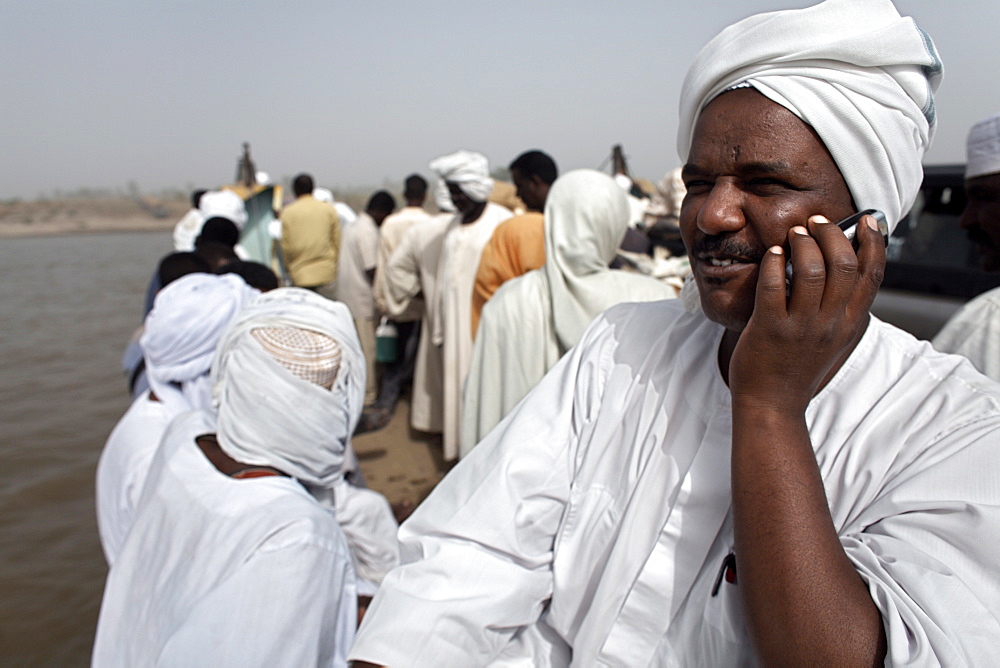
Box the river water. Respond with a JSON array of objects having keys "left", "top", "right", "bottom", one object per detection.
[{"left": 0, "top": 231, "right": 168, "bottom": 665}]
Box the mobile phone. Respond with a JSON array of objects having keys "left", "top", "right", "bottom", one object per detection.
[{"left": 785, "top": 209, "right": 888, "bottom": 286}]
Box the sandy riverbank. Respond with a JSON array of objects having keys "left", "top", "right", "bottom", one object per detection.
[{"left": 0, "top": 195, "right": 187, "bottom": 239}]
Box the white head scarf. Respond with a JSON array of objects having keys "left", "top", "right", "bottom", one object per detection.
[
  {"left": 198, "top": 189, "right": 248, "bottom": 229},
  {"left": 677, "top": 0, "right": 943, "bottom": 233},
  {"left": 966, "top": 114, "right": 1000, "bottom": 180},
  {"left": 545, "top": 170, "right": 676, "bottom": 351},
  {"left": 211, "top": 288, "right": 365, "bottom": 489},
  {"left": 140, "top": 273, "right": 259, "bottom": 416},
  {"left": 429, "top": 150, "right": 493, "bottom": 203}
]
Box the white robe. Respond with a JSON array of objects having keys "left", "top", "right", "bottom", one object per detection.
[
  {"left": 374, "top": 206, "right": 432, "bottom": 319},
  {"left": 432, "top": 203, "right": 512, "bottom": 459},
  {"left": 94, "top": 393, "right": 171, "bottom": 565},
  {"left": 94, "top": 411, "right": 357, "bottom": 667},
  {"left": 350, "top": 301, "right": 1000, "bottom": 666},
  {"left": 462, "top": 170, "right": 676, "bottom": 455},
  {"left": 932, "top": 285, "right": 1000, "bottom": 381},
  {"left": 381, "top": 214, "right": 450, "bottom": 433},
  {"left": 172, "top": 207, "right": 206, "bottom": 252}
]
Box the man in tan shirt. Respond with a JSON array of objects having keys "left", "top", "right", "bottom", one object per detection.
[{"left": 280, "top": 173, "right": 341, "bottom": 298}]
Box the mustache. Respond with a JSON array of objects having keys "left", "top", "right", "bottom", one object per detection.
[{"left": 691, "top": 234, "right": 767, "bottom": 262}]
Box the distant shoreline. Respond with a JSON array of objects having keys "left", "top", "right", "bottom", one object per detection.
[
  {"left": 0, "top": 195, "right": 185, "bottom": 240},
  {"left": 0, "top": 218, "right": 176, "bottom": 240}
]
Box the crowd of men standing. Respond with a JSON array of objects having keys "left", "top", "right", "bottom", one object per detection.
[
  {"left": 94, "top": 143, "right": 684, "bottom": 665},
  {"left": 92, "top": 0, "right": 1000, "bottom": 660}
]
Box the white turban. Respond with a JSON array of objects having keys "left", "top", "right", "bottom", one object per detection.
[
  {"left": 966, "top": 114, "right": 1000, "bottom": 180},
  {"left": 211, "top": 288, "right": 365, "bottom": 489},
  {"left": 433, "top": 179, "right": 456, "bottom": 212},
  {"left": 199, "top": 189, "right": 248, "bottom": 229},
  {"left": 429, "top": 150, "right": 493, "bottom": 203},
  {"left": 141, "top": 273, "right": 259, "bottom": 416},
  {"left": 677, "top": 0, "right": 943, "bottom": 233}
]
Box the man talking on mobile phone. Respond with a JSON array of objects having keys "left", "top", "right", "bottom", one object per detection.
[{"left": 350, "top": 1, "right": 1000, "bottom": 665}]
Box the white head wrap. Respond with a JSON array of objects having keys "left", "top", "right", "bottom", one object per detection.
[
  {"left": 677, "top": 0, "right": 943, "bottom": 233},
  {"left": 433, "top": 179, "right": 456, "bottom": 212},
  {"left": 429, "top": 150, "right": 493, "bottom": 203},
  {"left": 140, "top": 273, "right": 259, "bottom": 416},
  {"left": 312, "top": 187, "right": 335, "bottom": 205},
  {"left": 545, "top": 170, "right": 676, "bottom": 350},
  {"left": 966, "top": 114, "right": 1000, "bottom": 180},
  {"left": 313, "top": 187, "right": 358, "bottom": 225},
  {"left": 211, "top": 288, "right": 365, "bottom": 489},
  {"left": 199, "top": 189, "right": 248, "bottom": 229}
]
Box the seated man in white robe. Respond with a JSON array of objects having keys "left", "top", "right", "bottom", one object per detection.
[
  {"left": 96, "top": 273, "right": 258, "bottom": 565},
  {"left": 350, "top": 1, "right": 1000, "bottom": 665},
  {"left": 933, "top": 112, "right": 1000, "bottom": 380},
  {"left": 93, "top": 289, "right": 366, "bottom": 667}
]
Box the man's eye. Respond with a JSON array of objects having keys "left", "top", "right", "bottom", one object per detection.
[
  {"left": 748, "top": 178, "right": 792, "bottom": 192},
  {"left": 684, "top": 180, "right": 712, "bottom": 191}
]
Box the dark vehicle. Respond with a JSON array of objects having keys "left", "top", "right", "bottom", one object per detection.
[{"left": 871, "top": 164, "right": 1000, "bottom": 340}]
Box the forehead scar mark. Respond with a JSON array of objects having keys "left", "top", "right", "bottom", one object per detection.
[{"left": 730, "top": 144, "right": 741, "bottom": 161}]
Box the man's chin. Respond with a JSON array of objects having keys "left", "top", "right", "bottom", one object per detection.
[{"left": 697, "top": 287, "right": 751, "bottom": 333}]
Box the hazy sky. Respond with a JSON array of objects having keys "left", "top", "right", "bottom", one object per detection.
[{"left": 4, "top": 0, "right": 999, "bottom": 199}]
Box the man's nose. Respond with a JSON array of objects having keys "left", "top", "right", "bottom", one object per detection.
[{"left": 697, "top": 181, "right": 746, "bottom": 236}]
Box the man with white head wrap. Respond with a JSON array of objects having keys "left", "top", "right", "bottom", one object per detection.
[
  {"left": 425, "top": 150, "right": 512, "bottom": 459},
  {"left": 199, "top": 188, "right": 249, "bottom": 229},
  {"left": 351, "top": 2, "right": 1000, "bottom": 666},
  {"left": 96, "top": 273, "right": 258, "bottom": 565},
  {"left": 93, "top": 288, "right": 384, "bottom": 667},
  {"left": 933, "top": 113, "right": 1000, "bottom": 380},
  {"left": 462, "top": 170, "right": 675, "bottom": 454}
]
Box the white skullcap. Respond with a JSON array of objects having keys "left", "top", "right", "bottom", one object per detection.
[
  {"left": 250, "top": 327, "right": 342, "bottom": 390},
  {"left": 313, "top": 187, "right": 335, "bottom": 204},
  {"left": 255, "top": 170, "right": 272, "bottom": 186},
  {"left": 199, "top": 189, "right": 248, "bottom": 229},
  {"left": 141, "top": 273, "right": 259, "bottom": 417},
  {"left": 678, "top": 0, "right": 943, "bottom": 234},
  {"left": 429, "top": 150, "right": 493, "bottom": 203},
  {"left": 211, "top": 288, "right": 365, "bottom": 489},
  {"left": 966, "top": 114, "right": 1000, "bottom": 179},
  {"left": 433, "top": 179, "right": 456, "bottom": 212}
]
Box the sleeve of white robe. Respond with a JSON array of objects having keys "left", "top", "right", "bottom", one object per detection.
[
  {"left": 381, "top": 227, "right": 424, "bottom": 320},
  {"left": 349, "top": 323, "right": 605, "bottom": 666},
  {"left": 332, "top": 480, "right": 400, "bottom": 588},
  {"left": 158, "top": 530, "right": 357, "bottom": 667},
  {"left": 840, "top": 417, "right": 1000, "bottom": 665}
]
